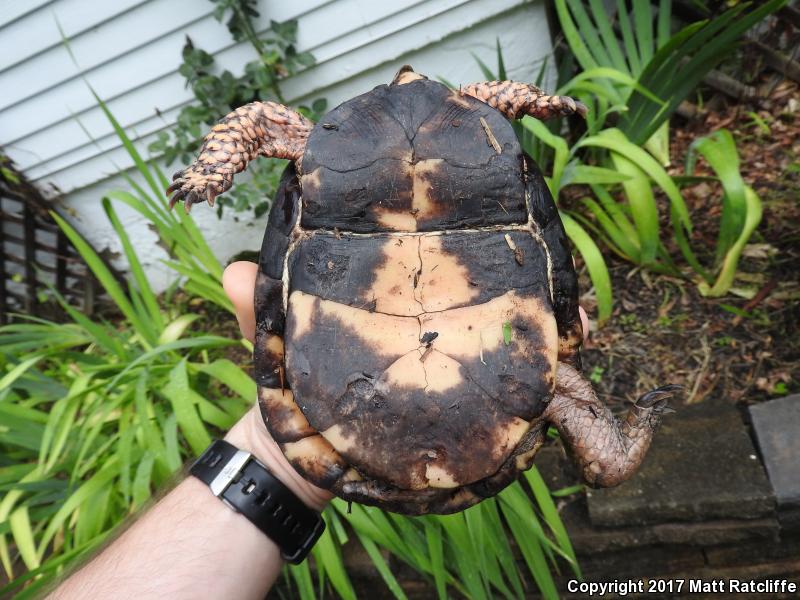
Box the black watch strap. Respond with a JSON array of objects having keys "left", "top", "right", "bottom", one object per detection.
[{"left": 190, "top": 439, "right": 325, "bottom": 564}]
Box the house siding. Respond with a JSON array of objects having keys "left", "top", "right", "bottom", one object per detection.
[{"left": 0, "top": 0, "right": 554, "bottom": 290}]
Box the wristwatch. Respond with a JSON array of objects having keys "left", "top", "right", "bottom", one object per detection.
[{"left": 190, "top": 439, "right": 325, "bottom": 564}]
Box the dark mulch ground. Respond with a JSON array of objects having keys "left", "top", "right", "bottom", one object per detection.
[{"left": 577, "top": 78, "right": 799, "bottom": 411}]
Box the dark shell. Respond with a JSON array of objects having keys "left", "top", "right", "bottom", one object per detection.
[
  {"left": 254, "top": 78, "right": 582, "bottom": 514},
  {"left": 300, "top": 78, "right": 527, "bottom": 233}
]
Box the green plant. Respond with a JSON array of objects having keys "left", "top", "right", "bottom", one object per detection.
[
  {"left": 556, "top": 0, "right": 786, "bottom": 158},
  {"left": 95, "top": 91, "right": 234, "bottom": 312},
  {"left": 681, "top": 129, "right": 763, "bottom": 297},
  {"left": 301, "top": 470, "right": 581, "bottom": 600},
  {"left": 0, "top": 203, "right": 254, "bottom": 598},
  {"left": 555, "top": 0, "right": 676, "bottom": 164},
  {"left": 589, "top": 366, "right": 605, "bottom": 384},
  {"left": 482, "top": 2, "right": 781, "bottom": 323},
  {"left": 618, "top": 313, "right": 645, "bottom": 333},
  {"left": 0, "top": 154, "right": 20, "bottom": 185},
  {"left": 149, "top": 0, "right": 326, "bottom": 217}
]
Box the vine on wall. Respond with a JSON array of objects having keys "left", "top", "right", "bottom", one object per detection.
[{"left": 150, "top": 0, "right": 326, "bottom": 217}]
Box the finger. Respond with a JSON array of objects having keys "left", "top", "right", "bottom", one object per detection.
[
  {"left": 222, "top": 261, "right": 258, "bottom": 343},
  {"left": 579, "top": 306, "right": 589, "bottom": 343}
]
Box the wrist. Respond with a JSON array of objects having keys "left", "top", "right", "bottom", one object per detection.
[{"left": 225, "top": 406, "right": 333, "bottom": 512}]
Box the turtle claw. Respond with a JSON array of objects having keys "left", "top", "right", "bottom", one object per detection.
[
  {"left": 635, "top": 384, "right": 683, "bottom": 410},
  {"left": 165, "top": 167, "right": 225, "bottom": 212}
]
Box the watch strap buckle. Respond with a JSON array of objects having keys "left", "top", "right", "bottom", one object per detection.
[{"left": 208, "top": 449, "right": 252, "bottom": 497}]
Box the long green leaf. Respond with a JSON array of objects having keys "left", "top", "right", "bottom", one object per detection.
[
  {"left": 559, "top": 67, "right": 664, "bottom": 106},
  {"left": 525, "top": 468, "right": 580, "bottom": 577},
  {"left": 91, "top": 88, "right": 164, "bottom": 202},
  {"left": 634, "top": 0, "right": 654, "bottom": 65},
  {"left": 104, "top": 336, "right": 235, "bottom": 392},
  {"left": 624, "top": 1, "right": 785, "bottom": 142},
  {"left": 687, "top": 129, "right": 746, "bottom": 262},
  {"left": 36, "top": 457, "right": 119, "bottom": 559},
  {"left": 158, "top": 314, "right": 201, "bottom": 345},
  {"left": 9, "top": 506, "right": 39, "bottom": 571},
  {"left": 588, "top": 0, "right": 628, "bottom": 72},
  {"left": 566, "top": 0, "right": 614, "bottom": 70},
  {"left": 578, "top": 128, "right": 692, "bottom": 231},
  {"left": 580, "top": 197, "right": 637, "bottom": 260},
  {"left": 498, "top": 485, "right": 558, "bottom": 600},
  {"left": 161, "top": 360, "right": 211, "bottom": 455},
  {"left": 701, "top": 186, "right": 762, "bottom": 297},
  {"left": 657, "top": 0, "right": 673, "bottom": 48},
  {"left": 102, "top": 197, "right": 163, "bottom": 333},
  {"left": 0, "top": 355, "right": 44, "bottom": 391},
  {"left": 437, "top": 513, "right": 487, "bottom": 600},
  {"left": 616, "top": 0, "right": 642, "bottom": 74},
  {"left": 561, "top": 212, "right": 613, "bottom": 324},
  {"left": 424, "top": 519, "right": 448, "bottom": 600},
  {"left": 556, "top": 0, "right": 599, "bottom": 71},
  {"left": 609, "top": 151, "right": 659, "bottom": 265},
  {"left": 191, "top": 359, "right": 255, "bottom": 402},
  {"left": 479, "top": 500, "right": 525, "bottom": 599},
  {"left": 50, "top": 212, "right": 152, "bottom": 344},
  {"left": 288, "top": 561, "right": 316, "bottom": 600},
  {"left": 355, "top": 531, "right": 409, "bottom": 600},
  {"left": 562, "top": 164, "right": 632, "bottom": 187},
  {"left": 312, "top": 514, "right": 356, "bottom": 600}
]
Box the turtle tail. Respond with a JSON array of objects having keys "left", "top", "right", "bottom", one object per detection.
[
  {"left": 167, "top": 102, "right": 313, "bottom": 212},
  {"left": 461, "top": 81, "right": 587, "bottom": 121}
]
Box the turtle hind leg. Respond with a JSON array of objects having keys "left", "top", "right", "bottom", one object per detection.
[{"left": 544, "top": 362, "right": 681, "bottom": 487}]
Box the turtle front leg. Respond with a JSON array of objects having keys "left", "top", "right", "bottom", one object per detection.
[
  {"left": 167, "top": 101, "right": 313, "bottom": 211},
  {"left": 544, "top": 362, "right": 680, "bottom": 487}
]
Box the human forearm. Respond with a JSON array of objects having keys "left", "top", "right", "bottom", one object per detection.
[{"left": 50, "top": 406, "right": 331, "bottom": 600}]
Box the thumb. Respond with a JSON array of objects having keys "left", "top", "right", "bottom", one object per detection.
[{"left": 222, "top": 261, "right": 258, "bottom": 343}]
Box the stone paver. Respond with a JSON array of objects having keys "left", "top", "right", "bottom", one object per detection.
[
  {"left": 749, "top": 394, "right": 800, "bottom": 507},
  {"left": 585, "top": 399, "right": 774, "bottom": 527}
]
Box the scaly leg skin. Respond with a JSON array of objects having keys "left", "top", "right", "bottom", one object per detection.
[
  {"left": 166, "top": 102, "right": 312, "bottom": 212},
  {"left": 461, "top": 81, "right": 588, "bottom": 121},
  {"left": 545, "top": 362, "right": 681, "bottom": 487}
]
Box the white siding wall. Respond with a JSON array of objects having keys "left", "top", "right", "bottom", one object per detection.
[{"left": 0, "top": 0, "right": 554, "bottom": 290}]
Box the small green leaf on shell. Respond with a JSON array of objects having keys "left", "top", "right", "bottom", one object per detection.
[{"left": 502, "top": 321, "right": 513, "bottom": 345}]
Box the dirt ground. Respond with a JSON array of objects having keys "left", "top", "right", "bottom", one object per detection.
[{"left": 576, "top": 78, "right": 799, "bottom": 411}]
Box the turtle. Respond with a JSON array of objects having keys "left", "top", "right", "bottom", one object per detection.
[{"left": 167, "top": 66, "right": 679, "bottom": 515}]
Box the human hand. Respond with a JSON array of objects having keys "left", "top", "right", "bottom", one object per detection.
[{"left": 222, "top": 261, "right": 333, "bottom": 512}]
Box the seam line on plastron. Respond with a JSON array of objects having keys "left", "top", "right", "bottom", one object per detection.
[{"left": 308, "top": 223, "right": 533, "bottom": 238}]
